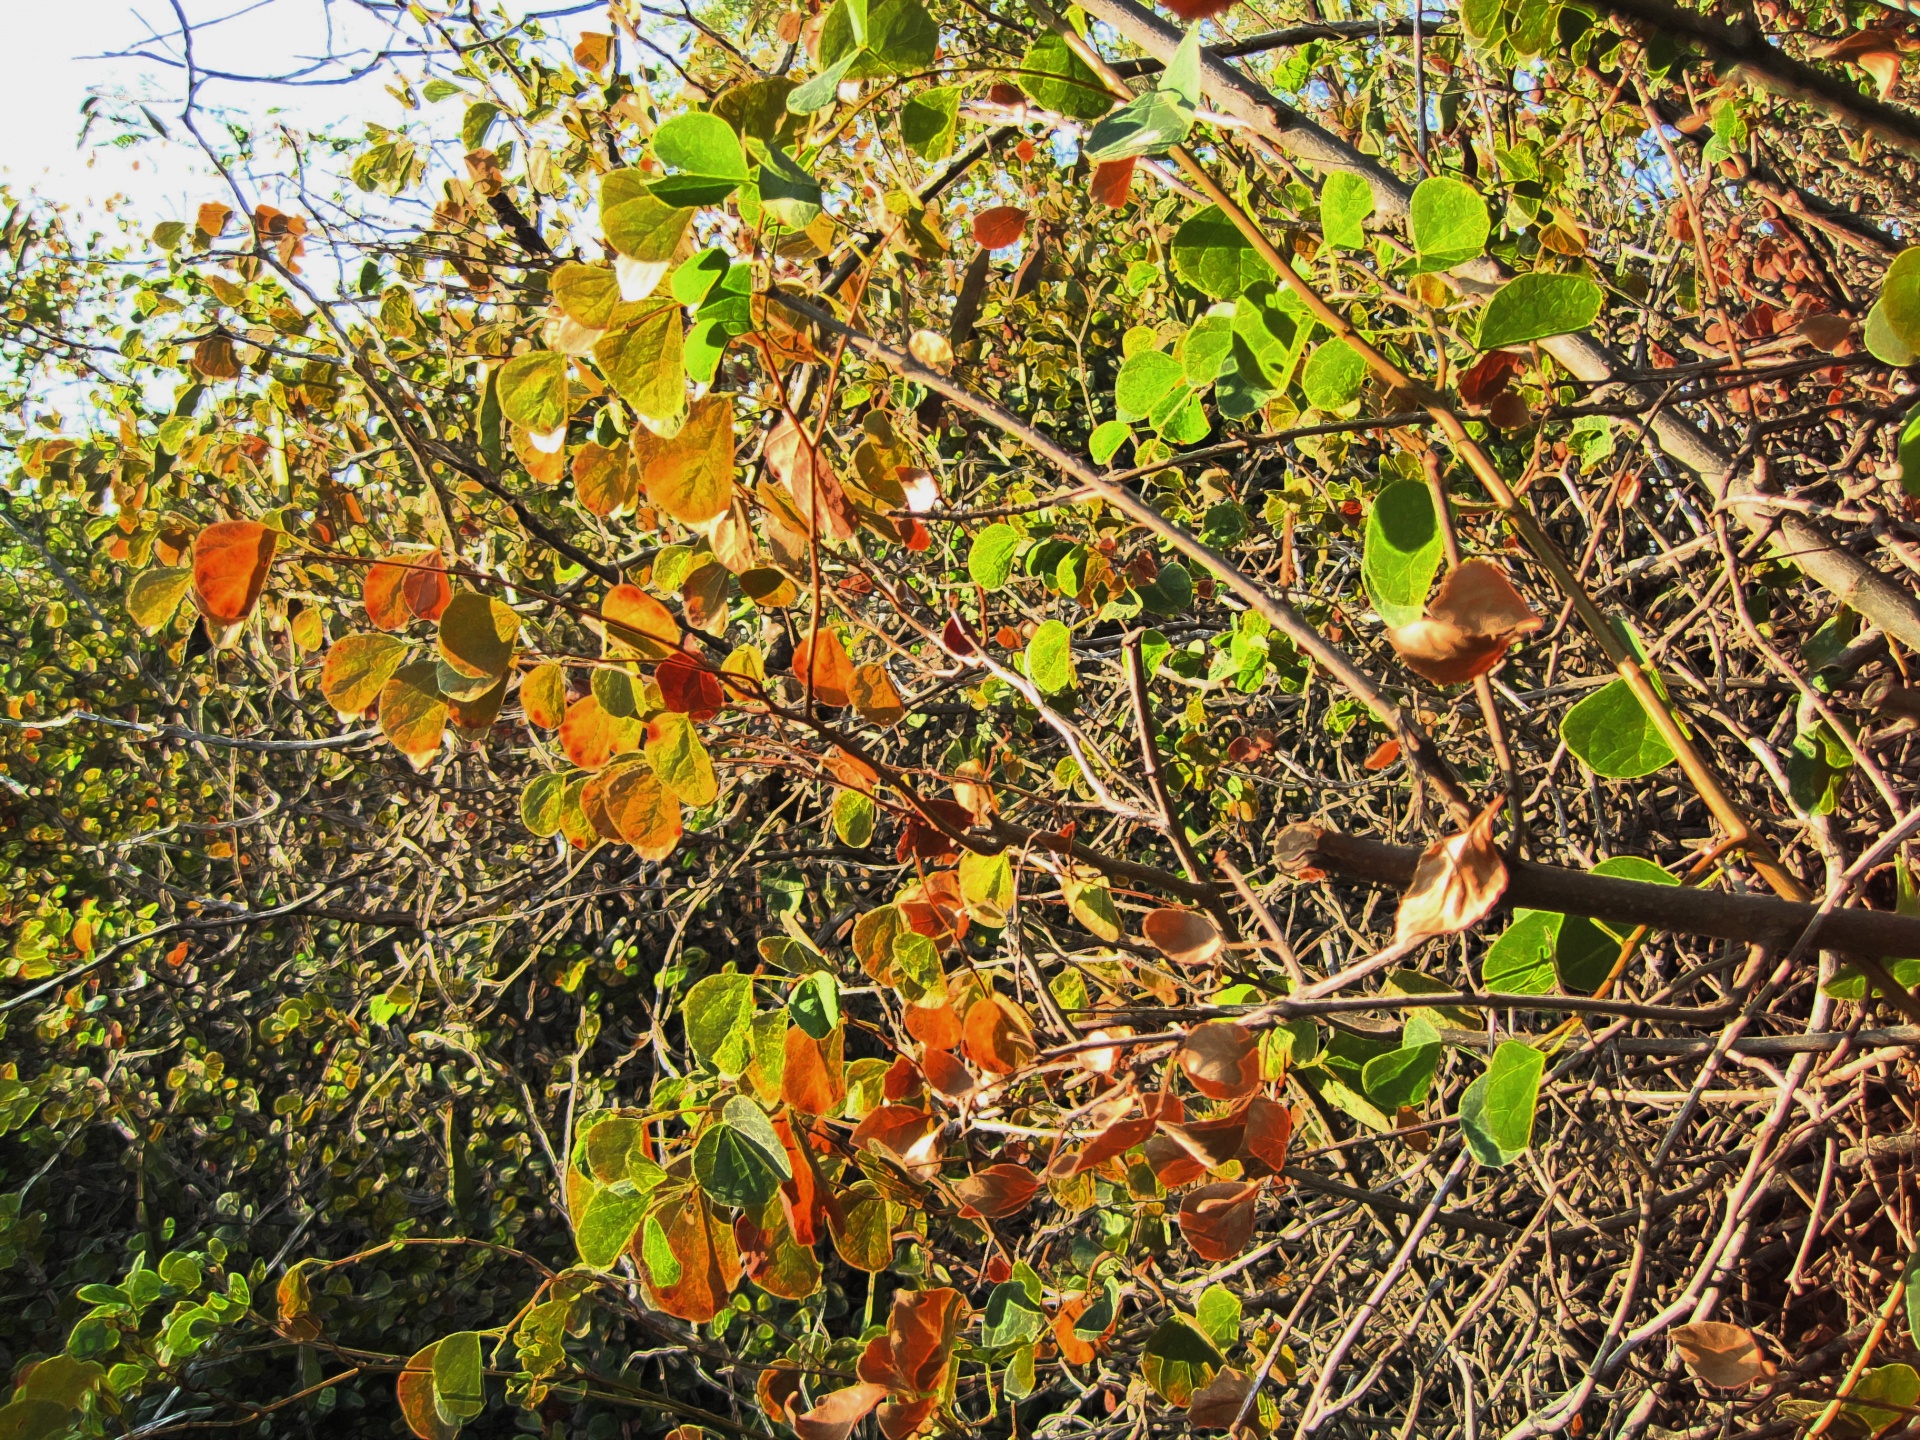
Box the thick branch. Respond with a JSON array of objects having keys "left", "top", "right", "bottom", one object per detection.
[{"left": 1277, "top": 822, "right": 1920, "bottom": 957}]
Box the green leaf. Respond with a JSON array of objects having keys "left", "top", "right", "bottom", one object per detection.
[
  {"left": 645, "top": 711, "right": 717, "bottom": 807},
  {"left": 1481, "top": 910, "right": 1557, "bottom": 993},
  {"left": 1900, "top": 403, "right": 1920, "bottom": 499},
  {"left": 1083, "top": 29, "right": 1199, "bottom": 163},
  {"left": 1138, "top": 560, "right": 1193, "bottom": 616},
  {"left": 1140, "top": 1317, "right": 1222, "bottom": 1407},
  {"left": 1879, "top": 246, "right": 1920, "bottom": 355},
  {"left": 648, "top": 113, "right": 749, "bottom": 207},
  {"left": 1553, "top": 856, "right": 1678, "bottom": 993},
  {"left": 595, "top": 300, "right": 686, "bottom": 432},
  {"left": 683, "top": 972, "right": 755, "bottom": 1076},
  {"left": 754, "top": 142, "right": 823, "bottom": 230},
  {"left": 461, "top": 102, "right": 500, "bottom": 152},
  {"left": 1408, "top": 176, "right": 1488, "bottom": 271},
  {"left": 602, "top": 187, "right": 694, "bottom": 275},
  {"left": 1115, "top": 349, "right": 1183, "bottom": 419},
  {"left": 1458, "top": 1041, "right": 1544, "bottom": 1168},
  {"left": 1561, "top": 679, "right": 1675, "bottom": 778},
  {"left": 1019, "top": 32, "right": 1113, "bottom": 120},
  {"left": 1360, "top": 1031, "right": 1441, "bottom": 1110},
  {"left": 1478, "top": 272, "right": 1604, "bottom": 348},
  {"left": 1172, "top": 205, "right": 1274, "bottom": 300},
  {"left": 1026, "top": 619, "right": 1077, "bottom": 694},
  {"left": 1320, "top": 170, "right": 1374, "bottom": 250},
  {"left": 1362, "top": 480, "right": 1442, "bottom": 627},
  {"left": 1065, "top": 876, "right": 1123, "bottom": 941},
  {"left": 1090, "top": 419, "right": 1133, "bottom": 465},
  {"left": 982, "top": 1279, "right": 1046, "bottom": 1349},
  {"left": 576, "top": 1184, "right": 649, "bottom": 1267},
  {"left": 520, "top": 773, "right": 566, "bottom": 836},
  {"left": 127, "top": 566, "right": 193, "bottom": 634},
  {"left": 1866, "top": 297, "right": 1918, "bottom": 367},
  {"left": 787, "top": 52, "right": 858, "bottom": 114},
  {"left": 1302, "top": 339, "right": 1366, "bottom": 411},
  {"left": 1004, "top": 1346, "right": 1037, "bottom": 1401},
  {"left": 968, "top": 523, "right": 1021, "bottom": 589},
  {"left": 431, "top": 1331, "right": 486, "bottom": 1422},
  {"left": 958, "top": 849, "right": 1015, "bottom": 925},
  {"left": 496, "top": 351, "right": 570, "bottom": 436},
  {"left": 901, "top": 85, "right": 961, "bottom": 160},
  {"left": 672, "top": 249, "right": 730, "bottom": 309},
  {"left": 1195, "top": 1284, "right": 1242, "bottom": 1349},
  {"left": 1849, "top": 1364, "right": 1920, "bottom": 1436},
  {"left": 832, "top": 787, "right": 875, "bottom": 847},
  {"left": 1905, "top": 1248, "right": 1920, "bottom": 1345},
  {"left": 553, "top": 262, "right": 620, "bottom": 329},
  {"left": 640, "top": 1211, "right": 681, "bottom": 1286},
  {"left": 789, "top": 971, "right": 840, "bottom": 1039},
  {"left": 693, "top": 1104, "right": 788, "bottom": 1208},
  {"left": 438, "top": 591, "right": 520, "bottom": 680}
]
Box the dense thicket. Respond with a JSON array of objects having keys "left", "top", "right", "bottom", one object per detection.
[{"left": 6, "top": 0, "right": 1920, "bottom": 1437}]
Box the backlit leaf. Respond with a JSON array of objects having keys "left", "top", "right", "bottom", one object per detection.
[
  {"left": 192, "top": 520, "right": 277, "bottom": 626},
  {"left": 322, "top": 633, "right": 409, "bottom": 715}
]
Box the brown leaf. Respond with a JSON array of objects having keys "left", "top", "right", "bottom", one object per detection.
[
  {"left": 1188, "top": 1367, "right": 1258, "bottom": 1430},
  {"left": 850, "top": 662, "right": 906, "bottom": 726},
  {"left": 1154, "top": 1110, "right": 1249, "bottom": 1183},
  {"left": 766, "top": 417, "right": 854, "bottom": 542},
  {"left": 192, "top": 520, "right": 277, "bottom": 626},
  {"left": 860, "top": 1287, "right": 968, "bottom": 1396},
  {"left": 1385, "top": 558, "right": 1541, "bottom": 685},
  {"left": 1179, "top": 1180, "right": 1261, "bottom": 1261},
  {"left": 791, "top": 1383, "right": 887, "bottom": 1440},
  {"left": 1796, "top": 311, "right": 1855, "bottom": 353},
  {"left": 1813, "top": 27, "right": 1905, "bottom": 97},
  {"left": 1670, "top": 1321, "right": 1774, "bottom": 1389},
  {"left": 951, "top": 1163, "right": 1040, "bottom": 1219},
  {"left": 1179, "top": 1021, "right": 1261, "bottom": 1101},
  {"left": 757, "top": 1364, "right": 805, "bottom": 1427},
  {"left": 1143, "top": 907, "right": 1224, "bottom": 965},
  {"left": 1394, "top": 802, "right": 1508, "bottom": 944},
  {"left": 1238, "top": 1095, "right": 1295, "bottom": 1176}
]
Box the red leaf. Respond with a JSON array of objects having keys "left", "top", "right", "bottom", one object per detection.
[
  {"left": 972, "top": 206, "right": 1028, "bottom": 249},
  {"left": 921, "top": 1046, "right": 975, "bottom": 1098},
  {"left": 1161, "top": 0, "right": 1237, "bottom": 18},
  {"left": 1238, "top": 1096, "right": 1295, "bottom": 1177},
  {"left": 1090, "top": 158, "right": 1136, "bottom": 209},
  {"left": 656, "top": 653, "right": 724, "bottom": 719},
  {"left": 1456, "top": 349, "right": 1527, "bottom": 407},
  {"left": 1364, "top": 739, "right": 1401, "bottom": 771},
  {"left": 1178, "top": 1179, "right": 1261, "bottom": 1261}
]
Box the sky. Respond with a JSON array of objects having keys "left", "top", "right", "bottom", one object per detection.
[{"left": 1, "top": 0, "right": 597, "bottom": 227}]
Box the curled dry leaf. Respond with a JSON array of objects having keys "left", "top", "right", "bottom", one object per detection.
[
  {"left": 950, "top": 1162, "right": 1040, "bottom": 1219},
  {"left": 1670, "top": 1321, "right": 1774, "bottom": 1389},
  {"left": 1179, "top": 1179, "right": 1261, "bottom": 1261},
  {"left": 1143, "top": 907, "right": 1224, "bottom": 966},
  {"left": 1456, "top": 348, "right": 1526, "bottom": 407},
  {"left": 1393, "top": 801, "right": 1507, "bottom": 944},
  {"left": 1386, "top": 558, "right": 1541, "bottom": 685},
  {"left": 1179, "top": 1021, "right": 1261, "bottom": 1101},
  {"left": 1797, "top": 311, "right": 1855, "bottom": 353},
  {"left": 757, "top": 1363, "right": 805, "bottom": 1427}
]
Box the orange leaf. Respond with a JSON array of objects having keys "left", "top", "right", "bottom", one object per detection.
[
  {"left": 766, "top": 418, "right": 855, "bottom": 542},
  {"left": 774, "top": 1115, "right": 835, "bottom": 1246},
  {"left": 1090, "top": 158, "right": 1136, "bottom": 208},
  {"left": 1394, "top": 801, "right": 1507, "bottom": 943},
  {"left": 558, "top": 694, "right": 642, "bottom": 770},
  {"left": 921, "top": 1046, "right": 975, "bottom": 1098},
  {"left": 1386, "top": 558, "right": 1541, "bottom": 685},
  {"left": 791, "top": 1383, "right": 887, "bottom": 1440},
  {"left": 520, "top": 663, "right": 568, "bottom": 730},
  {"left": 1052, "top": 1289, "right": 1117, "bottom": 1366},
  {"left": 781, "top": 1023, "right": 846, "bottom": 1116},
  {"left": 1178, "top": 1179, "right": 1261, "bottom": 1261},
  {"left": 793, "top": 629, "right": 856, "bottom": 708},
  {"left": 903, "top": 999, "right": 963, "bottom": 1051},
  {"left": 972, "top": 206, "right": 1028, "bottom": 249},
  {"left": 1179, "top": 1021, "right": 1261, "bottom": 1101},
  {"left": 192, "top": 520, "right": 277, "bottom": 625},
  {"left": 397, "top": 1342, "right": 458, "bottom": 1440},
  {"left": 878, "top": 1397, "right": 938, "bottom": 1440},
  {"left": 950, "top": 1163, "right": 1039, "bottom": 1220},
  {"left": 639, "top": 1189, "right": 739, "bottom": 1323},
  {"left": 1142, "top": 907, "right": 1223, "bottom": 965},
  {"left": 962, "top": 994, "right": 1036, "bottom": 1075},
  {"left": 870, "top": 1287, "right": 968, "bottom": 1396},
  {"left": 1364, "top": 738, "right": 1401, "bottom": 771},
  {"left": 757, "top": 1364, "right": 805, "bottom": 1427},
  {"left": 602, "top": 764, "right": 682, "bottom": 859},
  {"left": 573, "top": 442, "right": 640, "bottom": 519},
  {"left": 850, "top": 1104, "right": 943, "bottom": 1174},
  {"left": 602, "top": 584, "right": 682, "bottom": 659},
  {"left": 849, "top": 662, "right": 906, "bottom": 726}
]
